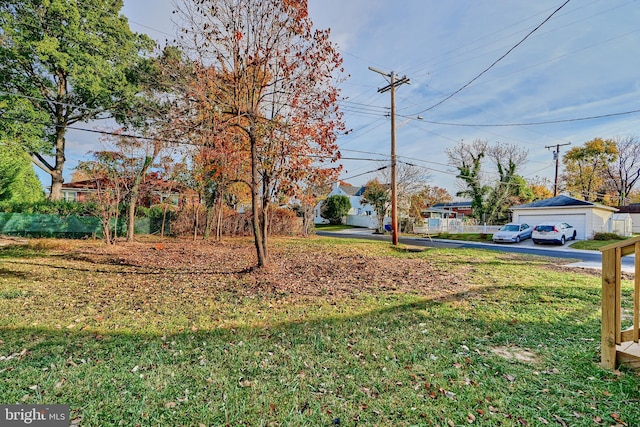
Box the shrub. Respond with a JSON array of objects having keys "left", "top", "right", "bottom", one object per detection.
[
  {"left": 593, "top": 232, "right": 623, "bottom": 241},
  {"left": 171, "top": 206, "right": 301, "bottom": 238},
  {"left": 321, "top": 195, "right": 351, "bottom": 225},
  {"left": 0, "top": 200, "right": 95, "bottom": 216}
]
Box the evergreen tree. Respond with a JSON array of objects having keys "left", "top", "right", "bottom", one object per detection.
[{"left": 0, "top": 145, "right": 44, "bottom": 203}]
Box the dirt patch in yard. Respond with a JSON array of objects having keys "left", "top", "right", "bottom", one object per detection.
[
  {"left": 543, "top": 263, "right": 634, "bottom": 280},
  {"left": 490, "top": 346, "right": 540, "bottom": 364},
  {"left": 64, "top": 238, "right": 470, "bottom": 299},
  {"left": 0, "top": 236, "right": 27, "bottom": 246}
]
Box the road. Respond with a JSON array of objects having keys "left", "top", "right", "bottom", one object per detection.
[{"left": 316, "top": 229, "right": 636, "bottom": 273}]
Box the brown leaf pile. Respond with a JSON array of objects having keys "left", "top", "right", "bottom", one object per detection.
[{"left": 71, "top": 238, "right": 471, "bottom": 299}]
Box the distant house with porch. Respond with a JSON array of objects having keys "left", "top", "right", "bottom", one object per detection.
[
  {"left": 413, "top": 201, "right": 472, "bottom": 233},
  {"left": 313, "top": 182, "right": 390, "bottom": 228},
  {"left": 429, "top": 201, "right": 473, "bottom": 218},
  {"left": 60, "top": 173, "right": 192, "bottom": 208}
]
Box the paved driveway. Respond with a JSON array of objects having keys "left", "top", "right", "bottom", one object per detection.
[{"left": 316, "top": 229, "right": 636, "bottom": 273}]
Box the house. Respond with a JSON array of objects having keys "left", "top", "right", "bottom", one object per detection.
[
  {"left": 313, "top": 182, "right": 388, "bottom": 228},
  {"left": 61, "top": 180, "right": 100, "bottom": 203},
  {"left": 511, "top": 195, "right": 620, "bottom": 240},
  {"left": 612, "top": 204, "right": 640, "bottom": 233},
  {"left": 60, "top": 175, "right": 189, "bottom": 208},
  {"left": 416, "top": 206, "right": 460, "bottom": 233},
  {"left": 429, "top": 201, "right": 473, "bottom": 218}
]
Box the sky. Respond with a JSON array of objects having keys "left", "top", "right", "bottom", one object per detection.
[{"left": 59, "top": 0, "right": 640, "bottom": 197}]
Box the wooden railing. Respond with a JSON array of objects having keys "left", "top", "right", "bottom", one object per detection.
[{"left": 600, "top": 236, "right": 640, "bottom": 369}]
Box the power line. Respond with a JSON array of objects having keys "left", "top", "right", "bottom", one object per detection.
[
  {"left": 406, "top": 0, "right": 630, "bottom": 82},
  {"left": 340, "top": 165, "right": 389, "bottom": 182},
  {"left": 399, "top": 107, "right": 640, "bottom": 127},
  {"left": 0, "top": 90, "right": 99, "bottom": 113},
  {"left": 412, "top": 0, "right": 571, "bottom": 116}
]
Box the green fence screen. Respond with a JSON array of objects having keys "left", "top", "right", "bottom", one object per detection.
[{"left": 0, "top": 213, "right": 166, "bottom": 238}]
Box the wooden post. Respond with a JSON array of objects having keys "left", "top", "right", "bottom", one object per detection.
[
  {"left": 635, "top": 242, "right": 640, "bottom": 343},
  {"left": 601, "top": 247, "right": 618, "bottom": 369}
]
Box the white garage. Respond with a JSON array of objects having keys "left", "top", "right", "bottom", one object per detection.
[{"left": 511, "top": 195, "right": 617, "bottom": 240}]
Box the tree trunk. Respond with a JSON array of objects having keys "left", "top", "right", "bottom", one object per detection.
[
  {"left": 48, "top": 127, "right": 67, "bottom": 201},
  {"left": 193, "top": 201, "right": 200, "bottom": 241},
  {"left": 250, "top": 133, "right": 266, "bottom": 268},
  {"left": 102, "top": 217, "right": 112, "bottom": 245},
  {"left": 113, "top": 188, "right": 121, "bottom": 242},
  {"left": 261, "top": 200, "right": 269, "bottom": 260},
  {"left": 216, "top": 195, "right": 223, "bottom": 241},
  {"left": 302, "top": 204, "right": 311, "bottom": 237},
  {"left": 204, "top": 205, "right": 214, "bottom": 239},
  {"left": 260, "top": 176, "right": 270, "bottom": 260},
  {"left": 161, "top": 204, "right": 168, "bottom": 237},
  {"left": 127, "top": 199, "right": 136, "bottom": 241},
  {"left": 127, "top": 156, "right": 155, "bottom": 241}
]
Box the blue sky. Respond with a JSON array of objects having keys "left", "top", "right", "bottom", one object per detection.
[{"left": 106, "top": 1, "right": 640, "bottom": 197}]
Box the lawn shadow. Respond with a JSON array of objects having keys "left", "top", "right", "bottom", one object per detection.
[{"left": 2, "top": 278, "right": 634, "bottom": 426}]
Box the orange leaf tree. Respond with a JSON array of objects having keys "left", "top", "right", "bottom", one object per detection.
[{"left": 174, "top": 0, "right": 345, "bottom": 267}]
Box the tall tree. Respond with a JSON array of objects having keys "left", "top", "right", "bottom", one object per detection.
[
  {"left": 76, "top": 151, "right": 129, "bottom": 244},
  {"left": 361, "top": 179, "right": 390, "bottom": 233},
  {"left": 447, "top": 140, "right": 529, "bottom": 222},
  {"left": 484, "top": 142, "right": 529, "bottom": 223},
  {"left": 0, "top": 0, "right": 155, "bottom": 200},
  {"left": 408, "top": 186, "right": 452, "bottom": 220},
  {"left": 606, "top": 135, "right": 640, "bottom": 206},
  {"left": 0, "top": 144, "right": 44, "bottom": 204},
  {"left": 0, "top": 96, "right": 48, "bottom": 153},
  {"left": 174, "top": 0, "right": 344, "bottom": 267},
  {"left": 561, "top": 138, "right": 618, "bottom": 202},
  {"left": 104, "top": 133, "right": 163, "bottom": 242},
  {"left": 379, "top": 161, "right": 431, "bottom": 219},
  {"left": 527, "top": 177, "right": 554, "bottom": 201},
  {"left": 446, "top": 139, "right": 490, "bottom": 220}
]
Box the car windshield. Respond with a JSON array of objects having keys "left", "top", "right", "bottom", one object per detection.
[
  {"left": 536, "top": 225, "right": 554, "bottom": 232},
  {"left": 501, "top": 225, "right": 519, "bottom": 232}
]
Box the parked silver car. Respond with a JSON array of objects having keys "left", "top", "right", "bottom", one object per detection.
[
  {"left": 492, "top": 223, "right": 533, "bottom": 243},
  {"left": 532, "top": 222, "right": 576, "bottom": 245}
]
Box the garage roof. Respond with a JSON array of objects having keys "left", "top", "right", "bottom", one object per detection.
[{"left": 513, "top": 195, "right": 616, "bottom": 210}]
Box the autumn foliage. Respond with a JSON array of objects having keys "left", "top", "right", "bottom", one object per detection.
[{"left": 172, "top": 0, "right": 345, "bottom": 267}]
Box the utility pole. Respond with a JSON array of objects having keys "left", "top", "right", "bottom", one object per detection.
[
  {"left": 545, "top": 142, "right": 571, "bottom": 197},
  {"left": 368, "top": 67, "right": 410, "bottom": 245}
]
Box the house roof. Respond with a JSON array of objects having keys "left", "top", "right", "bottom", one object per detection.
[
  {"left": 61, "top": 176, "right": 188, "bottom": 194},
  {"left": 432, "top": 201, "right": 472, "bottom": 209},
  {"left": 617, "top": 205, "right": 640, "bottom": 213},
  {"left": 339, "top": 185, "right": 362, "bottom": 196},
  {"left": 513, "top": 195, "right": 616, "bottom": 210},
  {"left": 61, "top": 179, "right": 103, "bottom": 190}
]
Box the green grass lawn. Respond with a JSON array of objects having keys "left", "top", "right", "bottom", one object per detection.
[
  {"left": 570, "top": 237, "right": 629, "bottom": 251},
  {"left": 428, "top": 232, "right": 494, "bottom": 243},
  {"left": 0, "top": 237, "right": 638, "bottom": 426},
  {"left": 314, "top": 224, "right": 360, "bottom": 232}
]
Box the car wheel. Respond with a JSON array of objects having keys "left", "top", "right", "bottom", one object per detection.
[
  {"left": 516, "top": 236, "right": 521, "bottom": 243},
  {"left": 560, "top": 236, "right": 565, "bottom": 245},
  {"left": 533, "top": 240, "right": 539, "bottom": 244}
]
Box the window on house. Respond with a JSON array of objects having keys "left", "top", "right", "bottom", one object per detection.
[{"left": 63, "top": 191, "right": 77, "bottom": 202}]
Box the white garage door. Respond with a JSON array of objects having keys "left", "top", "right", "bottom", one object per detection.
[{"left": 516, "top": 213, "right": 587, "bottom": 240}]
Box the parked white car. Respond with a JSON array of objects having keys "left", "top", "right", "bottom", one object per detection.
[{"left": 532, "top": 222, "right": 577, "bottom": 245}]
